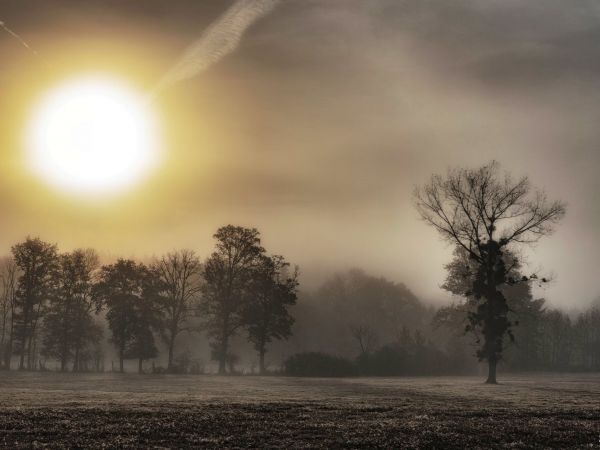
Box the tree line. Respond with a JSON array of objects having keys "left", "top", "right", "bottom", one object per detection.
[
  {"left": 284, "top": 267, "right": 600, "bottom": 377},
  {"left": 0, "top": 225, "right": 298, "bottom": 374},
  {"left": 1, "top": 162, "right": 594, "bottom": 381}
]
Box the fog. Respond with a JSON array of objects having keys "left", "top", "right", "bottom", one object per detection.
[
  {"left": 2, "top": 3, "right": 600, "bottom": 447},
  {"left": 0, "top": 0, "right": 599, "bottom": 311}
]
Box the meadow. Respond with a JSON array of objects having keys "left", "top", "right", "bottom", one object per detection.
[{"left": 0, "top": 372, "right": 598, "bottom": 448}]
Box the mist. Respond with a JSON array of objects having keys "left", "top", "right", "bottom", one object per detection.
[
  {"left": 0, "top": 2, "right": 599, "bottom": 447},
  {"left": 0, "top": 0, "right": 598, "bottom": 310}
]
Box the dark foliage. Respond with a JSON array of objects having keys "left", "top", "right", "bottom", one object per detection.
[
  {"left": 284, "top": 352, "right": 355, "bottom": 377},
  {"left": 11, "top": 237, "right": 59, "bottom": 370},
  {"left": 201, "top": 225, "right": 265, "bottom": 374},
  {"left": 243, "top": 254, "right": 298, "bottom": 374}
]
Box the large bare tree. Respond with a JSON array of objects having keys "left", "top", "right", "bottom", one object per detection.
[
  {"left": 414, "top": 161, "right": 565, "bottom": 383},
  {"left": 153, "top": 249, "right": 202, "bottom": 371}
]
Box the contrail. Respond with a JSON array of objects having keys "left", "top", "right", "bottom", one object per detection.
[
  {"left": 0, "top": 20, "right": 37, "bottom": 55},
  {"left": 152, "top": 0, "right": 280, "bottom": 96}
]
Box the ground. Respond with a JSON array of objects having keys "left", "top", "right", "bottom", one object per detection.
[{"left": 0, "top": 372, "right": 598, "bottom": 449}]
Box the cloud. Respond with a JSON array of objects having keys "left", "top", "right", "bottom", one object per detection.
[{"left": 154, "top": 0, "right": 280, "bottom": 94}]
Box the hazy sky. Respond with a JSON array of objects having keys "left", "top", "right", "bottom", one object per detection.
[{"left": 1, "top": 0, "right": 599, "bottom": 308}]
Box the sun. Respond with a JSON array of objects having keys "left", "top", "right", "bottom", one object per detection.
[{"left": 25, "top": 75, "right": 161, "bottom": 196}]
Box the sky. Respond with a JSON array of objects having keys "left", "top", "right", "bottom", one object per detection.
[{"left": 0, "top": 0, "right": 599, "bottom": 309}]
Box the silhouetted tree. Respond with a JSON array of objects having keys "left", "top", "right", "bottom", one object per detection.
[
  {"left": 126, "top": 325, "right": 158, "bottom": 374},
  {"left": 539, "top": 309, "right": 573, "bottom": 368},
  {"left": 437, "top": 246, "right": 547, "bottom": 370},
  {"left": 42, "top": 249, "right": 100, "bottom": 371},
  {"left": 11, "top": 237, "right": 59, "bottom": 370},
  {"left": 244, "top": 254, "right": 298, "bottom": 374},
  {"left": 0, "top": 257, "right": 17, "bottom": 369},
  {"left": 201, "top": 225, "right": 265, "bottom": 374},
  {"left": 575, "top": 302, "right": 600, "bottom": 369},
  {"left": 503, "top": 284, "right": 545, "bottom": 370},
  {"left": 93, "top": 259, "right": 157, "bottom": 373},
  {"left": 153, "top": 250, "right": 202, "bottom": 371},
  {"left": 414, "top": 161, "right": 565, "bottom": 383}
]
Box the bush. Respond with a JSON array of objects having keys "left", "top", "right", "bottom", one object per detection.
[
  {"left": 357, "top": 344, "right": 408, "bottom": 376},
  {"left": 357, "top": 343, "right": 454, "bottom": 376},
  {"left": 284, "top": 352, "right": 355, "bottom": 377}
]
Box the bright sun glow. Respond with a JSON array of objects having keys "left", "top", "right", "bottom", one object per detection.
[{"left": 25, "top": 76, "right": 160, "bottom": 196}]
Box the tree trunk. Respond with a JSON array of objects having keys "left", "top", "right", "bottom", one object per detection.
[
  {"left": 138, "top": 358, "right": 143, "bottom": 374},
  {"left": 259, "top": 347, "right": 266, "bottom": 375},
  {"left": 218, "top": 324, "right": 229, "bottom": 375},
  {"left": 218, "top": 338, "right": 227, "bottom": 374},
  {"left": 0, "top": 301, "right": 7, "bottom": 369},
  {"left": 167, "top": 334, "right": 175, "bottom": 372},
  {"left": 5, "top": 299, "right": 14, "bottom": 370},
  {"left": 26, "top": 333, "right": 33, "bottom": 370},
  {"left": 18, "top": 342, "right": 25, "bottom": 370},
  {"left": 119, "top": 348, "right": 124, "bottom": 373},
  {"left": 31, "top": 333, "right": 38, "bottom": 370},
  {"left": 19, "top": 304, "right": 30, "bottom": 370},
  {"left": 486, "top": 358, "right": 497, "bottom": 384},
  {"left": 72, "top": 345, "right": 80, "bottom": 372},
  {"left": 4, "top": 332, "right": 12, "bottom": 370}
]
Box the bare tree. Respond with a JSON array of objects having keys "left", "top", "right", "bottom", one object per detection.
[
  {"left": 414, "top": 161, "right": 565, "bottom": 383},
  {"left": 153, "top": 249, "right": 202, "bottom": 371},
  {"left": 350, "top": 324, "right": 378, "bottom": 356},
  {"left": 0, "top": 257, "right": 18, "bottom": 369}
]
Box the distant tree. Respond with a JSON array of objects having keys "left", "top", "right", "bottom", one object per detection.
[
  {"left": 225, "top": 352, "right": 240, "bottom": 374},
  {"left": 350, "top": 324, "right": 378, "bottom": 357},
  {"left": 173, "top": 349, "right": 192, "bottom": 374},
  {"left": 11, "top": 237, "right": 59, "bottom": 370},
  {"left": 244, "top": 255, "right": 298, "bottom": 374},
  {"left": 0, "top": 257, "right": 18, "bottom": 369},
  {"left": 93, "top": 259, "right": 159, "bottom": 373},
  {"left": 575, "top": 303, "right": 600, "bottom": 369},
  {"left": 503, "top": 284, "right": 545, "bottom": 370},
  {"left": 125, "top": 324, "right": 158, "bottom": 374},
  {"left": 42, "top": 249, "right": 100, "bottom": 371},
  {"left": 413, "top": 329, "right": 426, "bottom": 348},
  {"left": 153, "top": 250, "right": 202, "bottom": 371},
  {"left": 414, "top": 161, "right": 565, "bottom": 383},
  {"left": 201, "top": 225, "right": 265, "bottom": 374},
  {"left": 311, "top": 270, "right": 427, "bottom": 355},
  {"left": 539, "top": 309, "right": 573, "bottom": 368},
  {"left": 397, "top": 325, "right": 414, "bottom": 348}
]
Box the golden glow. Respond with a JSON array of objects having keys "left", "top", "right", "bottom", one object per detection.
[{"left": 25, "top": 76, "right": 161, "bottom": 196}]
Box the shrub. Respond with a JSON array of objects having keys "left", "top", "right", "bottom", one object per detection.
[{"left": 284, "top": 352, "right": 354, "bottom": 377}]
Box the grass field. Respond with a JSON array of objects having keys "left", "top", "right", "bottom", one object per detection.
[{"left": 0, "top": 372, "right": 598, "bottom": 448}]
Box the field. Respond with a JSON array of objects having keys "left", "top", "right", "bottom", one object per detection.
[{"left": 0, "top": 372, "right": 598, "bottom": 449}]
